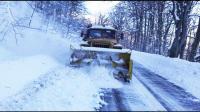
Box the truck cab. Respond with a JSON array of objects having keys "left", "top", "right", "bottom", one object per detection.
[{"left": 81, "top": 25, "right": 123, "bottom": 49}]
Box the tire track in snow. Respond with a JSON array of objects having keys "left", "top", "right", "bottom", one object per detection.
[
  {"left": 134, "top": 63, "right": 200, "bottom": 111},
  {"left": 99, "top": 88, "right": 131, "bottom": 111}
]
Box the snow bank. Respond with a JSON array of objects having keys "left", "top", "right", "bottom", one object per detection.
[
  {"left": 5, "top": 67, "right": 103, "bottom": 111},
  {"left": 0, "top": 65, "right": 110, "bottom": 111},
  {"left": 0, "top": 46, "right": 15, "bottom": 62},
  {"left": 0, "top": 52, "right": 113, "bottom": 110},
  {"left": 131, "top": 50, "right": 200, "bottom": 99},
  {"left": 0, "top": 1, "right": 81, "bottom": 64},
  {"left": 0, "top": 55, "right": 61, "bottom": 100}
]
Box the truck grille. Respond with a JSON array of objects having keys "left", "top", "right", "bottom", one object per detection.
[{"left": 93, "top": 44, "right": 110, "bottom": 48}]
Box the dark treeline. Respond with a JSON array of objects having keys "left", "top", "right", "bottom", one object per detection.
[{"left": 109, "top": 1, "right": 200, "bottom": 62}]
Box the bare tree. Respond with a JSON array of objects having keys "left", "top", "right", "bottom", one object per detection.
[
  {"left": 188, "top": 17, "right": 200, "bottom": 61},
  {"left": 156, "top": 1, "right": 165, "bottom": 54},
  {"left": 168, "top": 1, "right": 194, "bottom": 58},
  {"left": 32, "top": 1, "right": 87, "bottom": 34},
  {"left": 97, "top": 13, "right": 109, "bottom": 25}
]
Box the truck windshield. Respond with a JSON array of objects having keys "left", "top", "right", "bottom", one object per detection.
[{"left": 89, "top": 29, "right": 115, "bottom": 39}]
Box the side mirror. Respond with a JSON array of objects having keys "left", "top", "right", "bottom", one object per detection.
[{"left": 120, "top": 33, "right": 124, "bottom": 40}]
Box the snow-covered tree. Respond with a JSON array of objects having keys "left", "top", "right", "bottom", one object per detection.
[{"left": 31, "top": 1, "right": 87, "bottom": 34}]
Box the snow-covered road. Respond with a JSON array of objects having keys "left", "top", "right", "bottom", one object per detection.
[
  {"left": 99, "top": 68, "right": 166, "bottom": 111},
  {"left": 99, "top": 88, "right": 131, "bottom": 111},
  {"left": 98, "top": 62, "right": 200, "bottom": 111},
  {"left": 134, "top": 63, "right": 200, "bottom": 111}
]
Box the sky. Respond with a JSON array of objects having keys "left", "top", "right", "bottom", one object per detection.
[{"left": 84, "top": 1, "right": 120, "bottom": 23}]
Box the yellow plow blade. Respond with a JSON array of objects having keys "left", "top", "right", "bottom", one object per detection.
[{"left": 69, "top": 45, "right": 133, "bottom": 81}]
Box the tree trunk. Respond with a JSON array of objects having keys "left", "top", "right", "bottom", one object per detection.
[
  {"left": 179, "top": 41, "right": 186, "bottom": 59},
  {"left": 188, "top": 17, "right": 200, "bottom": 61},
  {"left": 163, "top": 19, "right": 172, "bottom": 55},
  {"left": 168, "top": 19, "right": 182, "bottom": 57},
  {"left": 168, "top": 1, "right": 193, "bottom": 58},
  {"left": 156, "top": 1, "right": 164, "bottom": 54},
  {"left": 179, "top": 2, "right": 192, "bottom": 59}
]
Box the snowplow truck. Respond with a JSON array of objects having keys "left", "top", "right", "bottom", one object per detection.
[{"left": 70, "top": 25, "right": 133, "bottom": 82}]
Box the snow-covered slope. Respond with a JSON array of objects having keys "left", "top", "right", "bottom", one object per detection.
[
  {"left": 0, "top": 2, "right": 81, "bottom": 63},
  {"left": 0, "top": 2, "right": 121, "bottom": 111},
  {"left": 0, "top": 46, "right": 15, "bottom": 61},
  {"left": 132, "top": 50, "right": 200, "bottom": 99},
  {"left": 0, "top": 55, "right": 61, "bottom": 100}
]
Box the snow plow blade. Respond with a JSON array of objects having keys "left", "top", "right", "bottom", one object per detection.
[{"left": 70, "top": 45, "right": 133, "bottom": 82}]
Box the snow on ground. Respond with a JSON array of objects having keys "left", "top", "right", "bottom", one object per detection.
[
  {"left": 0, "top": 66, "right": 104, "bottom": 111},
  {"left": 131, "top": 50, "right": 200, "bottom": 100},
  {"left": 0, "top": 45, "right": 16, "bottom": 62},
  {"left": 0, "top": 55, "right": 61, "bottom": 100},
  {"left": 78, "top": 65, "right": 123, "bottom": 89},
  {"left": 20, "top": 65, "right": 123, "bottom": 111},
  {"left": 0, "top": 52, "right": 122, "bottom": 110},
  {"left": 0, "top": 45, "right": 120, "bottom": 110}
]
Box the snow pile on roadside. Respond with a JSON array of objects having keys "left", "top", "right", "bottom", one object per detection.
[
  {"left": 0, "top": 52, "right": 107, "bottom": 111},
  {"left": 131, "top": 50, "right": 200, "bottom": 99},
  {"left": 0, "top": 46, "right": 15, "bottom": 62},
  {"left": 0, "top": 67, "right": 104, "bottom": 111},
  {"left": 0, "top": 55, "right": 61, "bottom": 100}
]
